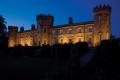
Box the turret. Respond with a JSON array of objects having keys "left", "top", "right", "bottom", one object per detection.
[
  {"left": 20, "top": 26, "right": 24, "bottom": 32},
  {"left": 36, "top": 14, "right": 54, "bottom": 32},
  {"left": 8, "top": 26, "right": 18, "bottom": 47},
  {"left": 31, "top": 24, "right": 36, "bottom": 31},
  {"left": 36, "top": 14, "right": 54, "bottom": 45},
  {"left": 93, "top": 4, "right": 112, "bottom": 46}
]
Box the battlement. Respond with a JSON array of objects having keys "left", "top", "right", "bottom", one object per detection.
[
  {"left": 8, "top": 26, "right": 18, "bottom": 31},
  {"left": 36, "top": 14, "right": 54, "bottom": 27},
  {"left": 93, "top": 4, "right": 111, "bottom": 13},
  {"left": 36, "top": 14, "right": 54, "bottom": 20}
]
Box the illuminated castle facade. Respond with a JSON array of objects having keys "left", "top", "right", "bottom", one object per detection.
[{"left": 8, "top": 5, "right": 111, "bottom": 47}]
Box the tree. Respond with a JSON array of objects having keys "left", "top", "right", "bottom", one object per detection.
[
  {"left": 0, "top": 15, "right": 7, "bottom": 47},
  {"left": 0, "top": 15, "right": 6, "bottom": 35}
]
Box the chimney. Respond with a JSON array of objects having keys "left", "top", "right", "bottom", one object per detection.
[
  {"left": 68, "top": 16, "right": 73, "bottom": 24},
  {"left": 20, "top": 27, "right": 24, "bottom": 32}
]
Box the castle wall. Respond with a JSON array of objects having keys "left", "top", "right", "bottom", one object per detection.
[
  {"left": 8, "top": 5, "right": 111, "bottom": 47},
  {"left": 51, "top": 23, "right": 94, "bottom": 46},
  {"left": 8, "top": 26, "right": 18, "bottom": 47},
  {"left": 93, "top": 5, "right": 111, "bottom": 46},
  {"left": 57, "top": 26, "right": 85, "bottom": 44},
  {"left": 16, "top": 31, "right": 33, "bottom": 46}
]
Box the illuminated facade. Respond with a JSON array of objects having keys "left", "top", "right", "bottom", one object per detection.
[{"left": 8, "top": 5, "right": 111, "bottom": 47}]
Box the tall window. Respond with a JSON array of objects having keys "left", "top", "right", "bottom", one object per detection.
[
  {"left": 102, "top": 15, "right": 107, "bottom": 25},
  {"left": 68, "top": 29, "right": 72, "bottom": 34},
  {"left": 88, "top": 27, "right": 93, "bottom": 32},
  {"left": 59, "top": 30, "right": 64, "bottom": 35},
  {"left": 77, "top": 28, "right": 82, "bottom": 33}
]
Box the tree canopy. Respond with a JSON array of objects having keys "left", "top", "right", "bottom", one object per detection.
[
  {"left": 0, "top": 15, "right": 6, "bottom": 36},
  {"left": 0, "top": 15, "right": 7, "bottom": 47}
]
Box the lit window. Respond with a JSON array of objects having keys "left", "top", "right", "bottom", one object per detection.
[
  {"left": 68, "top": 29, "right": 72, "bottom": 34},
  {"left": 77, "top": 28, "right": 82, "bottom": 33},
  {"left": 102, "top": 15, "right": 107, "bottom": 25},
  {"left": 88, "top": 27, "right": 93, "bottom": 32},
  {"left": 59, "top": 30, "right": 64, "bottom": 35}
]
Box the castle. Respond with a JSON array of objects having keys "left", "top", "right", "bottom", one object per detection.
[{"left": 8, "top": 5, "right": 111, "bottom": 47}]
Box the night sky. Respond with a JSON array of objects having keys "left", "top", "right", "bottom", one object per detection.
[{"left": 0, "top": 0, "right": 120, "bottom": 37}]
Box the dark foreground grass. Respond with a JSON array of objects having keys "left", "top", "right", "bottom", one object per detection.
[{"left": 0, "top": 53, "right": 73, "bottom": 80}]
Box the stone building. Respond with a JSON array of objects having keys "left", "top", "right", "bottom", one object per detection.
[{"left": 8, "top": 5, "right": 111, "bottom": 47}]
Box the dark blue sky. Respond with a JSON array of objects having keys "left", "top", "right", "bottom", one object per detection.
[{"left": 0, "top": 0, "right": 120, "bottom": 37}]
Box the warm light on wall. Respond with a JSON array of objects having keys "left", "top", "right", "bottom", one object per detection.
[
  {"left": 17, "top": 38, "right": 33, "bottom": 46},
  {"left": 58, "top": 36, "right": 84, "bottom": 44},
  {"left": 9, "top": 40, "right": 15, "bottom": 47}
]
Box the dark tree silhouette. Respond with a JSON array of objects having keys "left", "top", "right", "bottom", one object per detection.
[
  {"left": 85, "top": 39, "right": 120, "bottom": 80},
  {"left": 0, "top": 15, "right": 6, "bottom": 35},
  {"left": 0, "top": 15, "right": 7, "bottom": 48}
]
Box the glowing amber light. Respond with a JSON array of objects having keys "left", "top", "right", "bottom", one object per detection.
[{"left": 8, "top": 5, "right": 111, "bottom": 47}]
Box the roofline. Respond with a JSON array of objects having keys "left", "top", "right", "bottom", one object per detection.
[
  {"left": 54, "top": 21, "right": 94, "bottom": 28},
  {"left": 18, "top": 29, "right": 37, "bottom": 33}
]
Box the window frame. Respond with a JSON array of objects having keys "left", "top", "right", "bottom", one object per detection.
[
  {"left": 59, "top": 29, "right": 64, "bottom": 35},
  {"left": 77, "top": 28, "right": 82, "bottom": 33},
  {"left": 67, "top": 28, "right": 72, "bottom": 34},
  {"left": 88, "top": 26, "right": 93, "bottom": 32}
]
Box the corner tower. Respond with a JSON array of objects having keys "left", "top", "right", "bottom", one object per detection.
[
  {"left": 8, "top": 26, "right": 18, "bottom": 47},
  {"left": 93, "top": 5, "right": 111, "bottom": 46},
  {"left": 36, "top": 14, "right": 54, "bottom": 45}
]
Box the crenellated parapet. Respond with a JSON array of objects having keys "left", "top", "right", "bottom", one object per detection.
[
  {"left": 8, "top": 26, "right": 18, "bottom": 31},
  {"left": 36, "top": 14, "right": 54, "bottom": 27},
  {"left": 36, "top": 14, "right": 54, "bottom": 20},
  {"left": 93, "top": 4, "right": 111, "bottom": 16},
  {"left": 7, "top": 5, "right": 112, "bottom": 47},
  {"left": 8, "top": 26, "right": 18, "bottom": 36}
]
